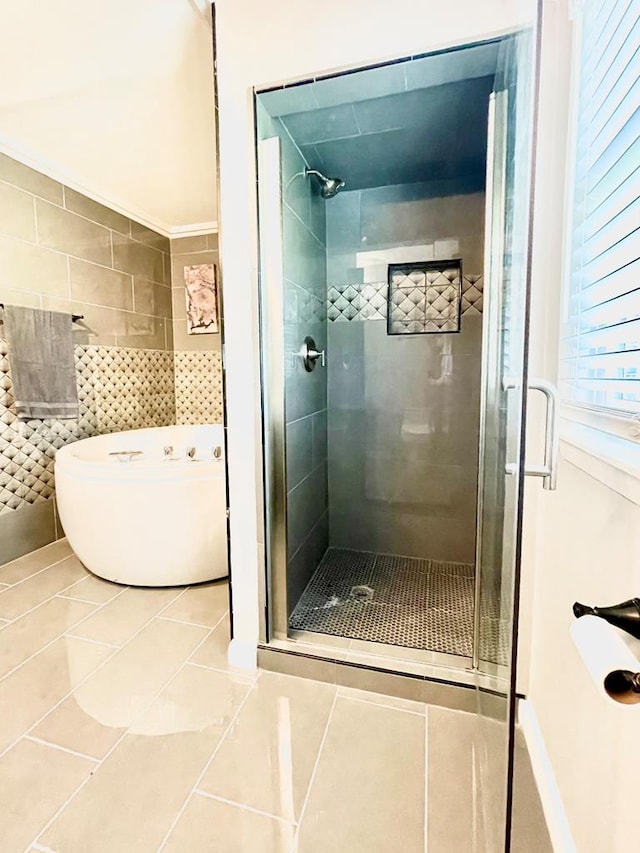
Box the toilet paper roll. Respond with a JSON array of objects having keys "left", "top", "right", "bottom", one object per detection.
[{"left": 570, "top": 615, "right": 640, "bottom": 705}]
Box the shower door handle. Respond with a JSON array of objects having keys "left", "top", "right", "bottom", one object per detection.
[{"left": 504, "top": 378, "right": 559, "bottom": 490}]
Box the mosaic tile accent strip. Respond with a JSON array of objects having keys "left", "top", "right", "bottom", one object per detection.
[
  {"left": 289, "top": 547, "right": 476, "bottom": 657},
  {"left": 0, "top": 341, "right": 175, "bottom": 514},
  {"left": 174, "top": 350, "right": 224, "bottom": 425},
  {"left": 327, "top": 275, "right": 483, "bottom": 322},
  {"left": 388, "top": 261, "right": 462, "bottom": 334}
]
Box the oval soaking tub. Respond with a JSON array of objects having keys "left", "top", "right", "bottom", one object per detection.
[{"left": 55, "top": 424, "right": 227, "bottom": 586}]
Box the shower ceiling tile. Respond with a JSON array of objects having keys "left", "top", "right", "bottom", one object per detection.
[
  {"left": 258, "top": 84, "right": 319, "bottom": 117},
  {"left": 281, "top": 103, "right": 360, "bottom": 145},
  {"left": 405, "top": 42, "right": 501, "bottom": 91},
  {"left": 312, "top": 62, "right": 406, "bottom": 109}
]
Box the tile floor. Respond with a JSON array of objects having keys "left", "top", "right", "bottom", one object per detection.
[{"left": 0, "top": 539, "right": 550, "bottom": 852}]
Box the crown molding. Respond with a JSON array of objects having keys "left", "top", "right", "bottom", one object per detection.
[
  {"left": 168, "top": 221, "right": 218, "bottom": 238},
  {"left": 0, "top": 136, "right": 218, "bottom": 239}
]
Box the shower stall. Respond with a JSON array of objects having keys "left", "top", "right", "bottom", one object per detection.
[{"left": 256, "top": 33, "right": 537, "bottom": 682}]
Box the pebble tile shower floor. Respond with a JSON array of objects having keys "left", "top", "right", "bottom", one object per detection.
[{"left": 289, "top": 548, "right": 476, "bottom": 657}]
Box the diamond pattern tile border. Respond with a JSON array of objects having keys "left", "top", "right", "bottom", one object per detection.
[{"left": 327, "top": 274, "right": 483, "bottom": 322}]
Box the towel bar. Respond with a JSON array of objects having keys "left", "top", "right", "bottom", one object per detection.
[{"left": 0, "top": 303, "right": 84, "bottom": 323}]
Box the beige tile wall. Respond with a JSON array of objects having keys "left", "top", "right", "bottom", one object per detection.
[
  {"left": 0, "top": 154, "right": 225, "bottom": 564},
  {"left": 0, "top": 154, "right": 174, "bottom": 562},
  {"left": 171, "top": 235, "right": 223, "bottom": 425},
  {"left": 170, "top": 234, "right": 220, "bottom": 353},
  {"left": 0, "top": 153, "right": 172, "bottom": 351}
]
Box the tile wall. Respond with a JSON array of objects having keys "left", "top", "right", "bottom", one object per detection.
[
  {"left": 0, "top": 154, "right": 223, "bottom": 564},
  {"left": 326, "top": 184, "right": 485, "bottom": 563},
  {"left": 170, "top": 234, "right": 223, "bottom": 424},
  {"left": 257, "top": 102, "right": 330, "bottom": 616}
]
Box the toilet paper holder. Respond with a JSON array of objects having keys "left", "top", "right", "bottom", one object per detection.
[{"left": 604, "top": 670, "right": 640, "bottom": 705}]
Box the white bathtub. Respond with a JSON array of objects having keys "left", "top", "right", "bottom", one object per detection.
[{"left": 55, "top": 424, "right": 228, "bottom": 586}]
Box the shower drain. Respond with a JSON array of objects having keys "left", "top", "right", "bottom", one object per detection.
[{"left": 350, "top": 585, "right": 374, "bottom": 602}]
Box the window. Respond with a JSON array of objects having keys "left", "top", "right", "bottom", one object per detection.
[{"left": 560, "top": 0, "right": 640, "bottom": 422}]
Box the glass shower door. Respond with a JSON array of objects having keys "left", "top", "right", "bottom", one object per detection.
[{"left": 473, "top": 27, "right": 538, "bottom": 853}]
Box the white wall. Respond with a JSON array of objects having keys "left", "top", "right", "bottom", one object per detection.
[
  {"left": 0, "top": 0, "right": 217, "bottom": 232},
  {"left": 522, "top": 2, "right": 640, "bottom": 850},
  {"left": 213, "top": 0, "right": 535, "bottom": 665}
]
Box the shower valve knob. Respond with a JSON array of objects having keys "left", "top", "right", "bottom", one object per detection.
[
  {"left": 163, "top": 446, "right": 173, "bottom": 459},
  {"left": 300, "top": 336, "right": 325, "bottom": 372},
  {"left": 186, "top": 447, "right": 196, "bottom": 460}
]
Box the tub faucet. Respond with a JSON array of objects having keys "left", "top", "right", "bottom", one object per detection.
[
  {"left": 163, "top": 445, "right": 173, "bottom": 460},
  {"left": 186, "top": 447, "right": 196, "bottom": 460}
]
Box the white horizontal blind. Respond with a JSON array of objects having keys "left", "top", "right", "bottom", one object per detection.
[{"left": 560, "top": 0, "right": 640, "bottom": 416}]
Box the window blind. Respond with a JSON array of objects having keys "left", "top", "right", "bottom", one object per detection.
[{"left": 560, "top": 0, "right": 640, "bottom": 416}]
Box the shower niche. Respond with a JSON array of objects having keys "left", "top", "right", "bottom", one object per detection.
[{"left": 256, "top": 32, "right": 533, "bottom": 678}]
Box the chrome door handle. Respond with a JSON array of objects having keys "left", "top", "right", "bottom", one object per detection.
[{"left": 503, "top": 378, "right": 559, "bottom": 490}]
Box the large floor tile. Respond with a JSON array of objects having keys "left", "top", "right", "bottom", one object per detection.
[
  {"left": 0, "top": 555, "right": 88, "bottom": 620},
  {"left": 0, "top": 596, "right": 96, "bottom": 679},
  {"left": 161, "top": 580, "right": 229, "bottom": 627},
  {"left": 297, "top": 696, "right": 426, "bottom": 853},
  {"left": 189, "top": 612, "right": 232, "bottom": 670},
  {"left": 0, "top": 637, "right": 113, "bottom": 753},
  {"left": 199, "top": 671, "right": 335, "bottom": 822},
  {"left": 0, "top": 539, "right": 72, "bottom": 586},
  {"left": 336, "top": 684, "right": 426, "bottom": 716},
  {"left": 71, "top": 618, "right": 209, "bottom": 729},
  {"left": 0, "top": 738, "right": 94, "bottom": 851},
  {"left": 30, "top": 693, "right": 126, "bottom": 761},
  {"left": 69, "top": 586, "right": 183, "bottom": 646},
  {"left": 41, "top": 665, "right": 250, "bottom": 853},
  {"left": 162, "top": 793, "right": 295, "bottom": 853},
  {"left": 60, "top": 573, "right": 124, "bottom": 605},
  {"left": 427, "top": 706, "right": 496, "bottom": 852}
]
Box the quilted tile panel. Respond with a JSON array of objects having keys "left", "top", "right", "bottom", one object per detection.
[
  {"left": 0, "top": 341, "right": 175, "bottom": 514},
  {"left": 388, "top": 262, "right": 462, "bottom": 334},
  {"left": 174, "top": 350, "right": 224, "bottom": 425}
]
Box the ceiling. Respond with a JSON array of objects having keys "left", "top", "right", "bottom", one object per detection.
[
  {"left": 260, "top": 41, "right": 499, "bottom": 192},
  {"left": 0, "top": 0, "right": 217, "bottom": 234}
]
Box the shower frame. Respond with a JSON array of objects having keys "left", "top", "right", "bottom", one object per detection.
[{"left": 255, "top": 42, "right": 512, "bottom": 686}]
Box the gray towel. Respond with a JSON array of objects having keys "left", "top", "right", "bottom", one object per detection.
[{"left": 3, "top": 306, "right": 78, "bottom": 420}]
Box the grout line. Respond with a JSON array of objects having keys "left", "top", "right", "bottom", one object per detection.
[
  {"left": 24, "top": 735, "right": 99, "bottom": 764},
  {"left": 192, "top": 789, "right": 298, "bottom": 825},
  {"left": 424, "top": 704, "right": 429, "bottom": 853},
  {"left": 0, "top": 551, "right": 75, "bottom": 592},
  {"left": 63, "top": 633, "right": 121, "bottom": 649},
  {"left": 337, "top": 693, "right": 426, "bottom": 718},
  {"left": 26, "top": 585, "right": 211, "bottom": 850},
  {"left": 0, "top": 592, "right": 120, "bottom": 686},
  {"left": 281, "top": 199, "right": 325, "bottom": 250},
  {"left": 156, "top": 614, "right": 223, "bottom": 631},
  {"left": 31, "top": 842, "right": 56, "bottom": 853},
  {"left": 0, "top": 583, "right": 187, "bottom": 761},
  {"left": 33, "top": 196, "right": 39, "bottom": 245},
  {"left": 289, "top": 689, "right": 338, "bottom": 852},
  {"left": 155, "top": 678, "right": 259, "bottom": 852},
  {"left": 55, "top": 592, "right": 119, "bottom": 606}
]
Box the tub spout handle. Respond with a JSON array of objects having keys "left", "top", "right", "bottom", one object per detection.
[
  {"left": 213, "top": 446, "right": 222, "bottom": 459},
  {"left": 187, "top": 447, "right": 196, "bottom": 460},
  {"left": 163, "top": 445, "right": 174, "bottom": 460}
]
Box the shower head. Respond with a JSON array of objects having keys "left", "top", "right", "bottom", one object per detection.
[{"left": 305, "top": 168, "right": 346, "bottom": 199}]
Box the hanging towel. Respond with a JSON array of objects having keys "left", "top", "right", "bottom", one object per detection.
[{"left": 3, "top": 306, "right": 78, "bottom": 420}]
